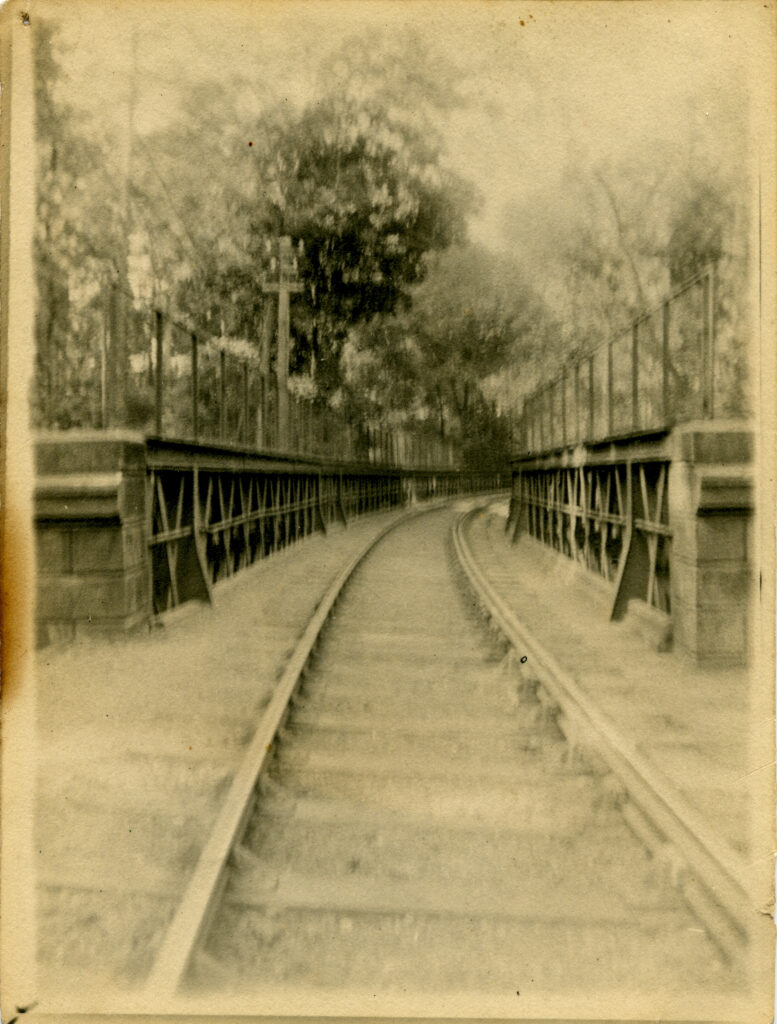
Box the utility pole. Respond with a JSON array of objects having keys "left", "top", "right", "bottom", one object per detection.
[
  {"left": 262, "top": 236, "right": 302, "bottom": 449},
  {"left": 256, "top": 303, "right": 273, "bottom": 445},
  {"left": 107, "top": 25, "right": 138, "bottom": 427}
]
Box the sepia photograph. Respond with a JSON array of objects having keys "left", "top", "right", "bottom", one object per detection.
[{"left": 1, "top": 1, "right": 775, "bottom": 1021}]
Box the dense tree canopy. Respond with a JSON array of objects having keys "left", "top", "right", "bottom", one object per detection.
[
  {"left": 132, "top": 32, "right": 475, "bottom": 397},
  {"left": 343, "top": 244, "right": 552, "bottom": 466},
  {"left": 500, "top": 84, "right": 753, "bottom": 417},
  {"left": 34, "top": 22, "right": 134, "bottom": 427},
  {"left": 33, "top": 10, "right": 754, "bottom": 444},
  {"left": 250, "top": 97, "right": 473, "bottom": 392}
]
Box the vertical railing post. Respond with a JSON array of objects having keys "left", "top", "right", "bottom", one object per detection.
[
  {"left": 258, "top": 373, "right": 265, "bottom": 448},
  {"left": 524, "top": 399, "right": 530, "bottom": 452},
  {"left": 104, "top": 284, "right": 120, "bottom": 429},
  {"left": 607, "top": 340, "right": 614, "bottom": 436},
  {"left": 191, "top": 333, "right": 199, "bottom": 442},
  {"left": 219, "top": 348, "right": 227, "bottom": 441},
  {"left": 631, "top": 320, "right": 639, "bottom": 431},
  {"left": 104, "top": 283, "right": 129, "bottom": 429},
  {"left": 274, "top": 375, "right": 281, "bottom": 448},
  {"left": 258, "top": 299, "right": 272, "bottom": 446},
  {"left": 549, "top": 385, "right": 556, "bottom": 448},
  {"left": 528, "top": 395, "right": 536, "bottom": 452},
  {"left": 242, "top": 360, "right": 249, "bottom": 445},
  {"left": 154, "top": 309, "right": 164, "bottom": 435},
  {"left": 530, "top": 394, "right": 535, "bottom": 451},
  {"left": 537, "top": 390, "right": 544, "bottom": 451},
  {"left": 662, "top": 299, "right": 670, "bottom": 425},
  {"left": 573, "top": 362, "right": 580, "bottom": 445},
  {"left": 99, "top": 282, "right": 110, "bottom": 429},
  {"left": 560, "top": 369, "right": 567, "bottom": 447},
  {"left": 702, "top": 264, "right": 715, "bottom": 418},
  {"left": 540, "top": 387, "right": 548, "bottom": 448},
  {"left": 587, "top": 358, "right": 594, "bottom": 440},
  {"left": 267, "top": 374, "right": 273, "bottom": 448}
]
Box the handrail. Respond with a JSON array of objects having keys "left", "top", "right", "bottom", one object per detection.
[
  {"left": 516, "top": 263, "right": 717, "bottom": 456},
  {"left": 34, "top": 281, "right": 463, "bottom": 471}
]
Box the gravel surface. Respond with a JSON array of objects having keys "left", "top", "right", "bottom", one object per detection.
[
  {"left": 201, "top": 508, "right": 735, "bottom": 999},
  {"left": 465, "top": 506, "right": 753, "bottom": 857},
  {"left": 35, "top": 502, "right": 749, "bottom": 1006},
  {"left": 35, "top": 510, "right": 406, "bottom": 996}
]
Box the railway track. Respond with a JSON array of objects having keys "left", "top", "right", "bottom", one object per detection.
[{"left": 145, "top": 501, "right": 738, "bottom": 1005}]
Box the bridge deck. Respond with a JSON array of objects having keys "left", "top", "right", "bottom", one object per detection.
[
  {"left": 466, "top": 504, "right": 755, "bottom": 861},
  {"left": 36, "top": 507, "right": 411, "bottom": 992},
  {"left": 35, "top": 498, "right": 761, "bottom": 1001}
]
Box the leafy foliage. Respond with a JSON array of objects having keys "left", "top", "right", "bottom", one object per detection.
[
  {"left": 34, "top": 12, "right": 751, "bottom": 447},
  {"left": 344, "top": 244, "right": 548, "bottom": 465},
  {"left": 258, "top": 100, "right": 473, "bottom": 392},
  {"left": 132, "top": 32, "right": 475, "bottom": 398},
  {"left": 33, "top": 21, "right": 127, "bottom": 426},
  {"left": 500, "top": 92, "right": 753, "bottom": 420}
]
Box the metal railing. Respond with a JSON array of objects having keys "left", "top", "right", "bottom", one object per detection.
[
  {"left": 33, "top": 283, "right": 457, "bottom": 469},
  {"left": 515, "top": 265, "right": 717, "bottom": 455}
]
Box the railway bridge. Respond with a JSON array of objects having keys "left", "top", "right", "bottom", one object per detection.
[
  {"left": 29, "top": 264, "right": 769, "bottom": 1019},
  {"left": 35, "top": 265, "right": 755, "bottom": 667}
]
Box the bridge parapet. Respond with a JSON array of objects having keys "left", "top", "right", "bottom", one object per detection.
[
  {"left": 667, "top": 421, "right": 754, "bottom": 666},
  {"left": 508, "top": 420, "right": 754, "bottom": 667},
  {"left": 32, "top": 284, "right": 511, "bottom": 643},
  {"left": 508, "top": 260, "right": 755, "bottom": 666},
  {"left": 36, "top": 433, "right": 149, "bottom": 645},
  {"left": 35, "top": 432, "right": 508, "bottom": 646}
]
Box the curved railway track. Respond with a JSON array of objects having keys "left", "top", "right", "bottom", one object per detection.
[{"left": 144, "top": 501, "right": 739, "bottom": 1004}]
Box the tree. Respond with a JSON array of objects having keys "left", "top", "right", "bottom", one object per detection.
[
  {"left": 500, "top": 82, "right": 754, "bottom": 423},
  {"left": 344, "top": 243, "right": 550, "bottom": 467},
  {"left": 33, "top": 19, "right": 130, "bottom": 427},
  {"left": 133, "top": 32, "right": 475, "bottom": 402},
  {"left": 255, "top": 98, "right": 472, "bottom": 394},
  {"left": 666, "top": 173, "right": 751, "bottom": 417}
]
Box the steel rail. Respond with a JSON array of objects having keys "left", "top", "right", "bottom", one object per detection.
[
  {"left": 143, "top": 494, "right": 497, "bottom": 997},
  {"left": 452, "top": 504, "right": 754, "bottom": 962}
]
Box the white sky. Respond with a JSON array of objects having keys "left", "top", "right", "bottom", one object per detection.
[{"left": 36, "top": 0, "right": 773, "bottom": 252}]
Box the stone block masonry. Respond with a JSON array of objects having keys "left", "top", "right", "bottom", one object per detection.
[
  {"left": 668, "top": 422, "right": 755, "bottom": 666},
  {"left": 35, "top": 432, "right": 149, "bottom": 646},
  {"left": 509, "top": 419, "right": 755, "bottom": 668}
]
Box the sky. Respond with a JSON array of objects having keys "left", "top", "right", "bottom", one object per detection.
[{"left": 34, "top": 0, "right": 774, "bottom": 252}]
